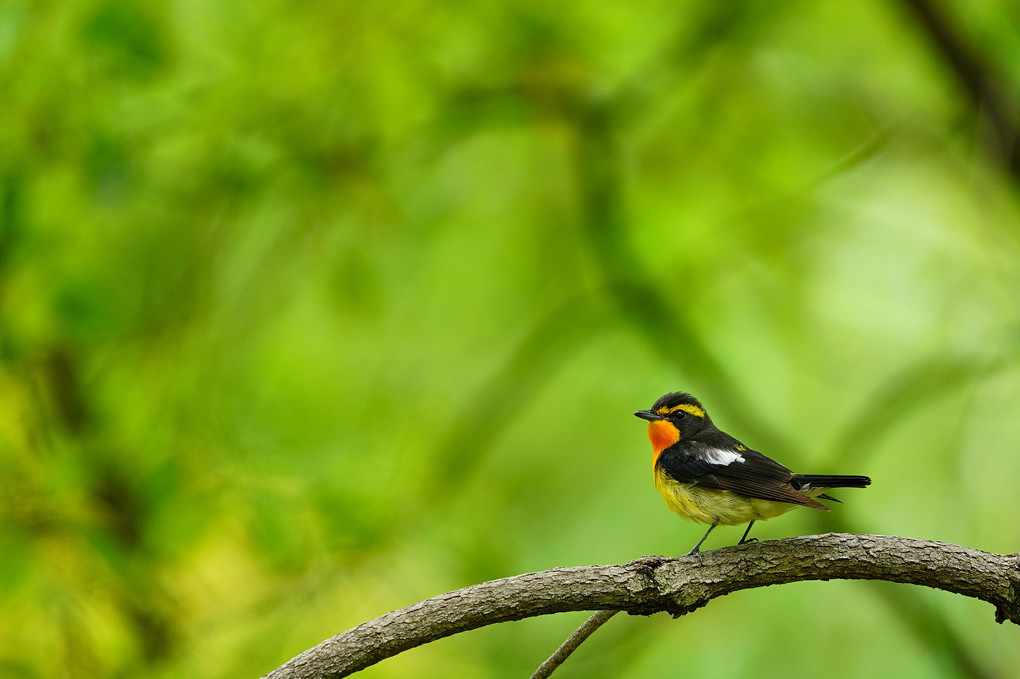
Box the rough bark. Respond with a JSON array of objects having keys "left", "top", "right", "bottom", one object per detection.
[{"left": 261, "top": 533, "right": 1020, "bottom": 679}]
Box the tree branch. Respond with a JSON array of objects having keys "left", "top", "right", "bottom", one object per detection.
[
  {"left": 261, "top": 534, "right": 1020, "bottom": 679},
  {"left": 530, "top": 609, "right": 619, "bottom": 679}
]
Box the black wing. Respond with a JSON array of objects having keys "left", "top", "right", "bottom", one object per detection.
[{"left": 657, "top": 433, "right": 826, "bottom": 509}]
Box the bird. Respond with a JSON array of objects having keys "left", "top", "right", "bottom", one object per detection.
[{"left": 634, "top": 391, "right": 871, "bottom": 556}]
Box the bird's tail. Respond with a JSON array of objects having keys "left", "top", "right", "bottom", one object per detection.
[{"left": 792, "top": 474, "right": 871, "bottom": 490}]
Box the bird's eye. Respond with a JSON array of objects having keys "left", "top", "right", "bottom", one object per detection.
[{"left": 672, "top": 410, "right": 686, "bottom": 420}]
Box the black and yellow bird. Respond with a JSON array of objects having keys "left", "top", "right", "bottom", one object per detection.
[{"left": 635, "top": 392, "right": 871, "bottom": 555}]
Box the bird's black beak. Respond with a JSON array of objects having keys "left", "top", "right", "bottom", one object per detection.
[{"left": 633, "top": 410, "right": 662, "bottom": 421}]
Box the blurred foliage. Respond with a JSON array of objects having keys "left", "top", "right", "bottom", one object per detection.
[{"left": 2, "top": 0, "right": 1020, "bottom": 677}]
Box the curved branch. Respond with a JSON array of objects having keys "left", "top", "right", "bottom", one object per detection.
[{"left": 262, "top": 534, "right": 1020, "bottom": 679}]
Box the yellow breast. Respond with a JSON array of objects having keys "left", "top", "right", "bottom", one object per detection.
[{"left": 653, "top": 465, "right": 800, "bottom": 526}]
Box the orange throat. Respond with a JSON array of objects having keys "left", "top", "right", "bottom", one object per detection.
[{"left": 647, "top": 420, "right": 680, "bottom": 464}]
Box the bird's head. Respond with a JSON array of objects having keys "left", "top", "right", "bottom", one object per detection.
[{"left": 634, "top": 391, "right": 712, "bottom": 455}]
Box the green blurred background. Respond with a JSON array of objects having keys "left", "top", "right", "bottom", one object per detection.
[{"left": 3, "top": 1, "right": 1020, "bottom": 677}]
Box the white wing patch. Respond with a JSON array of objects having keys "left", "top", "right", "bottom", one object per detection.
[{"left": 703, "top": 448, "right": 745, "bottom": 466}]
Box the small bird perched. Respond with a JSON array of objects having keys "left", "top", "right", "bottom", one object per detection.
[{"left": 635, "top": 391, "right": 871, "bottom": 555}]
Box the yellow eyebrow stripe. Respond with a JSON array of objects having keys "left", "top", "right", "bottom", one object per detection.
[{"left": 654, "top": 403, "right": 706, "bottom": 418}]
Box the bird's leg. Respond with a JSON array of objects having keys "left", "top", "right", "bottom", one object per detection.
[
  {"left": 737, "top": 521, "right": 757, "bottom": 545},
  {"left": 686, "top": 523, "right": 718, "bottom": 557}
]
